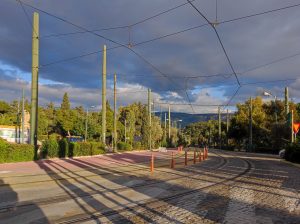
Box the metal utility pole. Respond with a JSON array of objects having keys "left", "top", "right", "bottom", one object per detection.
[
  {"left": 168, "top": 105, "right": 171, "bottom": 140},
  {"left": 21, "top": 88, "right": 25, "bottom": 144},
  {"left": 124, "top": 118, "right": 127, "bottom": 143},
  {"left": 285, "top": 87, "right": 289, "bottom": 117},
  {"left": 164, "top": 113, "right": 167, "bottom": 142},
  {"left": 102, "top": 45, "right": 106, "bottom": 145},
  {"left": 226, "top": 109, "right": 229, "bottom": 148},
  {"left": 218, "top": 106, "right": 221, "bottom": 149},
  {"left": 85, "top": 108, "right": 88, "bottom": 142},
  {"left": 291, "top": 110, "right": 294, "bottom": 143},
  {"left": 113, "top": 73, "right": 117, "bottom": 152},
  {"left": 249, "top": 97, "right": 253, "bottom": 151},
  {"left": 17, "top": 100, "right": 20, "bottom": 143},
  {"left": 30, "top": 12, "right": 39, "bottom": 147},
  {"left": 148, "top": 89, "right": 152, "bottom": 150}
]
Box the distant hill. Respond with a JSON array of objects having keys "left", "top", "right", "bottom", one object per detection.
[{"left": 154, "top": 112, "right": 232, "bottom": 127}]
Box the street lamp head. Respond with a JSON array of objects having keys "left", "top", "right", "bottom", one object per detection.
[{"left": 263, "top": 91, "right": 272, "bottom": 97}]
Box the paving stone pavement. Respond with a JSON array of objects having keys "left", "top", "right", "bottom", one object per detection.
[{"left": 0, "top": 149, "right": 299, "bottom": 223}]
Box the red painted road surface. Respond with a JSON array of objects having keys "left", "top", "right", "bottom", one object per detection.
[{"left": 0, "top": 149, "right": 181, "bottom": 175}]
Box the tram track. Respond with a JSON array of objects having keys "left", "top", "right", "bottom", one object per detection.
[
  {"left": 57, "top": 151, "right": 252, "bottom": 223},
  {"left": 0, "top": 150, "right": 227, "bottom": 214},
  {"left": 0, "top": 149, "right": 221, "bottom": 187}
]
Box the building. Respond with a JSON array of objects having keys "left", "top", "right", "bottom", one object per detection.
[{"left": 0, "top": 110, "right": 30, "bottom": 143}]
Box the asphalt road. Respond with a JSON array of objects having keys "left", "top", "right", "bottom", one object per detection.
[{"left": 0, "top": 149, "right": 299, "bottom": 223}]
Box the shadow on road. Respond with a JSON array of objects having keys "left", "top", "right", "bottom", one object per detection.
[
  {"left": 34, "top": 152, "right": 300, "bottom": 223},
  {"left": 0, "top": 179, "right": 49, "bottom": 223}
]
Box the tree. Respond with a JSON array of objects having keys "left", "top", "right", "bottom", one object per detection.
[{"left": 56, "top": 93, "right": 74, "bottom": 136}]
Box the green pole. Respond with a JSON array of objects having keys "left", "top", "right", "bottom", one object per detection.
[
  {"left": 113, "top": 73, "right": 117, "bottom": 152},
  {"left": 164, "top": 113, "right": 167, "bottom": 143},
  {"left": 285, "top": 87, "right": 289, "bottom": 117},
  {"left": 291, "top": 110, "right": 294, "bottom": 143},
  {"left": 148, "top": 89, "right": 152, "bottom": 151},
  {"left": 168, "top": 105, "right": 171, "bottom": 141},
  {"left": 102, "top": 45, "right": 106, "bottom": 145},
  {"left": 226, "top": 109, "right": 229, "bottom": 148},
  {"left": 124, "top": 118, "right": 127, "bottom": 143},
  {"left": 17, "top": 100, "right": 20, "bottom": 143},
  {"left": 85, "top": 108, "right": 88, "bottom": 142},
  {"left": 22, "top": 88, "right": 25, "bottom": 144},
  {"left": 30, "top": 12, "right": 39, "bottom": 149},
  {"left": 249, "top": 97, "right": 253, "bottom": 151},
  {"left": 218, "top": 106, "right": 221, "bottom": 149}
]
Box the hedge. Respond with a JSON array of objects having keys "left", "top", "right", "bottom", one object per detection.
[
  {"left": 133, "top": 142, "right": 144, "bottom": 150},
  {"left": 68, "top": 142, "right": 105, "bottom": 157},
  {"left": 58, "top": 138, "right": 68, "bottom": 158},
  {"left": 117, "top": 142, "right": 132, "bottom": 151},
  {"left": 41, "top": 138, "right": 59, "bottom": 158},
  {"left": 285, "top": 143, "right": 300, "bottom": 164},
  {"left": 0, "top": 137, "right": 106, "bottom": 163},
  {"left": 0, "top": 138, "right": 34, "bottom": 163}
]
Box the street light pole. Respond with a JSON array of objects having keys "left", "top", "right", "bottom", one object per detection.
[
  {"left": 85, "top": 106, "right": 95, "bottom": 142},
  {"left": 249, "top": 97, "right": 253, "bottom": 151},
  {"left": 226, "top": 109, "right": 229, "bottom": 149},
  {"left": 102, "top": 45, "right": 107, "bottom": 145},
  {"left": 148, "top": 89, "right": 152, "bottom": 151},
  {"left": 21, "top": 88, "right": 25, "bottom": 144},
  {"left": 168, "top": 105, "right": 171, "bottom": 141},
  {"left": 218, "top": 106, "right": 221, "bottom": 149},
  {"left": 263, "top": 91, "right": 278, "bottom": 124},
  {"left": 85, "top": 108, "right": 88, "bottom": 142},
  {"left": 113, "top": 73, "right": 117, "bottom": 152}
]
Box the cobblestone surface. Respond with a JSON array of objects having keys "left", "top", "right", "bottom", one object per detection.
[{"left": 0, "top": 149, "right": 299, "bottom": 223}]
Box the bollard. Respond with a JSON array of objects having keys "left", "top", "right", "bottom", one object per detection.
[
  {"left": 199, "top": 151, "right": 202, "bottom": 162},
  {"left": 206, "top": 147, "right": 209, "bottom": 158},
  {"left": 150, "top": 153, "right": 154, "bottom": 173},
  {"left": 171, "top": 152, "right": 175, "bottom": 168},
  {"left": 185, "top": 150, "right": 188, "bottom": 166},
  {"left": 193, "top": 150, "right": 196, "bottom": 164}
]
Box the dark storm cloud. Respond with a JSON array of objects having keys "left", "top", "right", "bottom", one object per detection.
[{"left": 1, "top": 0, "right": 300, "bottom": 112}]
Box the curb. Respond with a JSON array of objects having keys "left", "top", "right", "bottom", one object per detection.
[{"left": 280, "top": 159, "right": 300, "bottom": 169}]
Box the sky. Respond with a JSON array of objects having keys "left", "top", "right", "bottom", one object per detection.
[{"left": 1, "top": 0, "right": 300, "bottom": 113}]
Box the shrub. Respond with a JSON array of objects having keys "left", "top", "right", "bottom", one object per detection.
[
  {"left": 117, "top": 142, "right": 132, "bottom": 151},
  {"left": 285, "top": 143, "right": 300, "bottom": 164},
  {"left": 90, "top": 142, "right": 105, "bottom": 155},
  {"left": 41, "top": 139, "right": 59, "bottom": 158},
  {"left": 68, "top": 142, "right": 76, "bottom": 157},
  {"left": 0, "top": 138, "right": 34, "bottom": 163},
  {"left": 58, "top": 138, "right": 68, "bottom": 158},
  {"left": 133, "top": 142, "right": 143, "bottom": 150},
  {"left": 68, "top": 142, "right": 104, "bottom": 157}
]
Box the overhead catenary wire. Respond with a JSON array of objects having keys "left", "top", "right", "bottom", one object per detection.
[
  {"left": 17, "top": 0, "right": 38, "bottom": 36},
  {"left": 40, "top": 2, "right": 300, "bottom": 39},
  {"left": 19, "top": 0, "right": 196, "bottom": 112},
  {"left": 241, "top": 52, "right": 300, "bottom": 75},
  {"left": 105, "top": 77, "right": 298, "bottom": 97},
  {"left": 38, "top": 2, "right": 300, "bottom": 68},
  {"left": 187, "top": 0, "right": 240, "bottom": 86},
  {"left": 40, "top": 0, "right": 197, "bottom": 39},
  {"left": 17, "top": 0, "right": 300, "bottom": 113}
]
